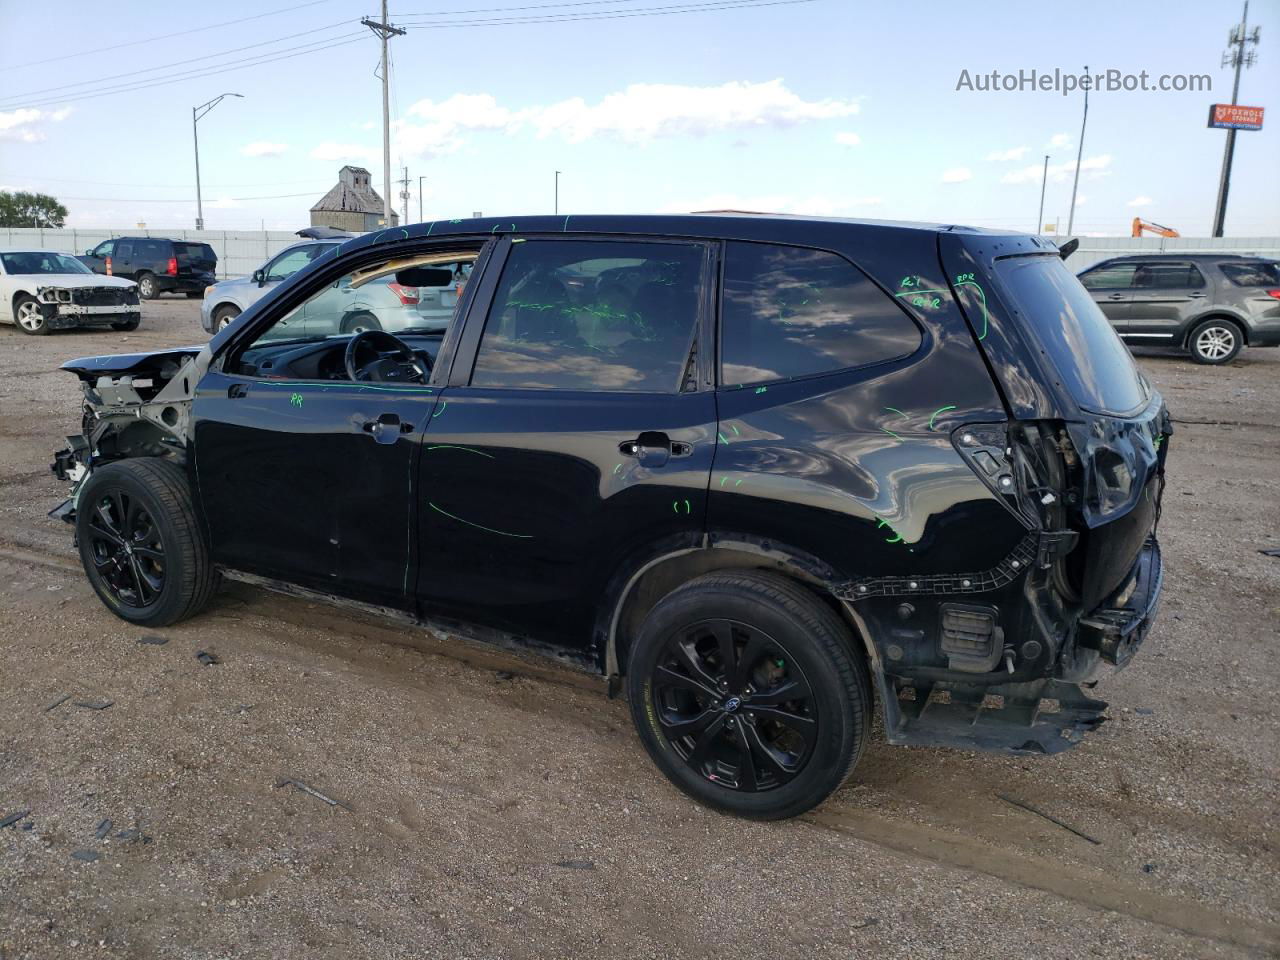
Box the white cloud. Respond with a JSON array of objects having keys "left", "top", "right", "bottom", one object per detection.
[
  {"left": 834, "top": 131, "right": 861, "bottom": 147},
  {"left": 0, "top": 106, "right": 72, "bottom": 143},
  {"left": 1002, "top": 154, "right": 1112, "bottom": 184},
  {"left": 1127, "top": 195, "right": 1153, "bottom": 207},
  {"left": 941, "top": 167, "right": 973, "bottom": 183},
  {"left": 310, "top": 141, "right": 378, "bottom": 164},
  {"left": 986, "top": 146, "right": 1027, "bottom": 162},
  {"left": 395, "top": 93, "right": 514, "bottom": 158},
  {"left": 241, "top": 141, "right": 288, "bottom": 157},
  {"left": 1074, "top": 194, "right": 1088, "bottom": 206},
  {"left": 1047, "top": 132, "right": 1072, "bottom": 149},
  {"left": 524, "top": 80, "right": 860, "bottom": 144}
]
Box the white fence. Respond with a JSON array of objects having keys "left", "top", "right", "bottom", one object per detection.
[
  {"left": 5, "top": 227, "right": 1279, "bottom": 279},
  {"left": 0, "top": 228, "right": 303, "bottom": 280}
]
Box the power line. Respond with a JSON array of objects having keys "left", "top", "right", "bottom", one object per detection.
[
  {"left": 395, "top": 0, "right": 818, "bottom": 26},
  {"left": 0, "top": 174, "right": 324, "bottom": 189},
  {"left": 0, "top": 0, "right": 340, "bottom": 71},
  {"left": 4, "top": 35, "right": 369, "bottom": 111},
  {"left": 393, "top": 0, "right": 660, "bottom": 14},
  {"left": 49, "top": 191, "right": 324, "bottom": 204},
  {"left": 0, "top": 20, "right": 359, "bottom": 103}
]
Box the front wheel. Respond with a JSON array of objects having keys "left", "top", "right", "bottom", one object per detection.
[
  {"left": 75, "top": 458, "right": 219, "bottom": 627},
  {"left": 213, "top": 304, "right": 240, "bottom": 331},
  {"left": 626, "top": 570, "right": 870, "bottom": 820},
  {"left": 1188, "top": 318, "right": 1242, "bottom": 365},
  {"left": 13, "top": 294, "right": 50, "bottom": 335},
  {"left": 341, "top": 311, "right": 382, "bottom": 334}
]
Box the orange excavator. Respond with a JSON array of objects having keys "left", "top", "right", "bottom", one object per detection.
[{"left": 1131, "top": 217, "right": 1180, "bottom": 238}]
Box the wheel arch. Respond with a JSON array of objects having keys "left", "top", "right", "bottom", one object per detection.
[
  {"left": 599, "top": 535, "right": 877, "bottom": 686},
  {"left": 1183, "top": 311, "right": 1250, "bottom": 347}
]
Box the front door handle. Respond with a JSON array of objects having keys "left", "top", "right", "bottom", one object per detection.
[
  {"left": 362, "top": 413, "right": 412, "bottom": 444},
  {"left": 619, "top": 431, "right": 686, "bottom": 468},
  {"left": 1107, "top": 293, "right": 1128, "bottom": 300}
]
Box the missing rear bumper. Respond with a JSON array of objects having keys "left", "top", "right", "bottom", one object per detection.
[{"left": 1077, "top": 536, "right": 1163, "bottom": 667}]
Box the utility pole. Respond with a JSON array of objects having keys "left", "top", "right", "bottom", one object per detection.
[
  {"left": 1036, "top": 154, "right": 1049, "bottom": 234},
  {"left": 1212, "top": 1, "right": 1260, "bottom": 237},
  {"left": 418, "top": 175, "right": 426, "bottom": 222},
  {"left": 362, "top": 1, "right": 405, "bottom": 227},
  {"left": 398, "top": 166, "right": 410, "bottom": 225},
  {"left": 1066, "top": 66, "right": 1089, "bottom": 238},
  {"left": 554, "top": 170, "right": 561, "bottom": 215},
  {"left": 192, "top": 93, "right": 243, "bottom": 230}
]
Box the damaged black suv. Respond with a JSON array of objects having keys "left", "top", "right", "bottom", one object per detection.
[{"left": 50, "top": 215, "right": 1170, "bottom": 820}]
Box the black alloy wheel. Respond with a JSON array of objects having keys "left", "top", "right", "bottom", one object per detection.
[
  {"left": 650, "top": 619, "right": 816, "bottom": 792},
  {"left": 85, "top": 488, "right": 165, "bottom": 608}
]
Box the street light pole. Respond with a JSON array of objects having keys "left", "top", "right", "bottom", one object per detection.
[
  {"left": 1036, "top": 154, "right": 1049, "bottom": 234},
  {"left": 554, "top": 170, "right": 561, "bottom": 215},
  {"left": 418, "top": 175, "right": 426, "bottom": 222},
  {"left": 1066, "top": 66, "right": 1089, "bottom": 238},
  {"left": 192, "top": 92, "right": 243, "bottom": 231}
]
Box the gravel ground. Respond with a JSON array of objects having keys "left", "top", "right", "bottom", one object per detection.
[{"left": 0, "top": 300, "right": 1277, "bottom": 959}]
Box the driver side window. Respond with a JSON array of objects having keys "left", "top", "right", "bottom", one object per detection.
[{"left": 265, "top": 246, "right": 321, "bottom": 282}]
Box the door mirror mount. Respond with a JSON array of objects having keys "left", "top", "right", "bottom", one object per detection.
[{"left": 253, "top": 269, "right": 265, "bottom": 285}]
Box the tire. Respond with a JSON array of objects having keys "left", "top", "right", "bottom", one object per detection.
[
  {"left": 1188, "top": 318, "right": 1242, "bottom": 365},
  {"left": 136, "top": 273, "right": 158, "bottom": 300},
  {"left": 212, "top": 304, "right": 241, "bottom": 332},
  {"left": 626, "top": 570, "right": 870, "bottom": 820},
  {"left": 75, "top": 458, "right": 219, "bottom": 627},
  {"left": 13, "top": 294, "right": 50, "bottom": 335},
  {"left": 111, "top": 317, "right": 140, "bottom": 331},
  {"left": 341, "top": 311, "right": 382, "bottom": 334}
]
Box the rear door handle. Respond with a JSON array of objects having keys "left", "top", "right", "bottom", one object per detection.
[{"left": 362, "top": 412, "right": 412, "bottom": 444}]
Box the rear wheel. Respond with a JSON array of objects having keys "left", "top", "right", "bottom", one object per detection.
[
  {"left": 1188, "top": 318, "right": 1242, "bottom": 365},
  {"left": 76, "top": 458, "right": 219, "bottom": 627},
  {"left": 626, "top": 570, "right": 870, "bottom": 820},
  {"left": 136, "top": 273, "right": 158, "bottom": 300},
  {"left": 341, "top": 311, "right": 381, "bottom": 334},
  {"left": 13, "top": 294, "right": 49, "bottom": 335}
]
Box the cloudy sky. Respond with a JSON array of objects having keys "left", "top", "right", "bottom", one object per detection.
[{"left": 1, "top": 0, "right": 1277, "bottom": 236}]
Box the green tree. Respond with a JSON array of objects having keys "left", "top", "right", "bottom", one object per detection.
[{"left": 0, "top": 190, "right": 68, "bottom": 228}]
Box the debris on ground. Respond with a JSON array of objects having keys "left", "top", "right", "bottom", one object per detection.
[
  {"left": 94, "top": 819, "right": 112, "bottom": 839},
  {"left": 851, "top": 918, "right": 880, "bottom": 930},
  {"left": 137, "top": 635, "right": 168, "bottom": 645},
  {"left": 274, "top": 778, "right": 353, "bottom": 812},
  {"left": 42, "top": 693, "right": 70, "bottom": 712},
  {"left": 195, "top": 651, "right": 221, "bottom": 665},
  {"left": 997, "top": 793, "right": 1102, "bottom": 845},
  {"left": 73, "top": 700, "right": 113, "bottom": 711},
  {"left": 114, "top": 827, "right": 150, "bottom": 844},
  {"left": 553, "top": 859, "right": 595, "bottom": 870},
  {"left": 69, "top": 850, "right": 100, "bottom": 862},
  {"left": 0, "top": 810, "right": 31, "bottom": 829},
  {"left": 1260, "top": 548, "right": 1280, "bottom": 558},
  {"left": 495, "top": 670, "right": 515, "bottom": 681}
]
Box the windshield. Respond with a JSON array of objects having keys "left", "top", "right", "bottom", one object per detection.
[
  {"left": 0, "top": 252, "right": 93, "bottom": 276},
  {"left": 994, "top": 254, "right": 1149, "bottom": 417}
]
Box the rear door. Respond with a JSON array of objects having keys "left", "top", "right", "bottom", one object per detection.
[
  {"left": 1078, "top": 261, "right": 1138, "bottom": 333},
  {"left": 415, "top": 235, "right": 717, "bottom": 654},
  {"left": 1127, "top": 261, "right": 1208, "bottom": 341}
]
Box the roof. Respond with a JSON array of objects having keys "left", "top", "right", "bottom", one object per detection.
[{"left": 310, "top": 166, "right": 388, "bottom": 215}]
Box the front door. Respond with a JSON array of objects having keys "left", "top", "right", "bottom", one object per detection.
[
  {"left": 191, "top": 251, "right": 446, "bottom": 608},
  {"left": 415, "top": 236, "right": 718, "bottom": 656},
  {"left": 1127, "top": 261, "right": 1209, "bottom": 341}
]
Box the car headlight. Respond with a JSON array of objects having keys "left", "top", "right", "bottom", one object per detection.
[{"left": 204, "top": 286, "right": 215, "bottom": 299}]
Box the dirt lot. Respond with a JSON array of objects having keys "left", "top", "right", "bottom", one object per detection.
[{"left": 1, "top": 299, "right": 1277, "bottom": 959}]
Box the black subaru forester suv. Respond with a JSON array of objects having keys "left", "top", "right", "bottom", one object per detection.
[{"left": 50, "top": 215, "right": 1169, "bottom": 819}]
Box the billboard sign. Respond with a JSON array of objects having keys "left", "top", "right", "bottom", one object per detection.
[{"left": 1207, "top": 104, "right": 1264, "bottom": 130}]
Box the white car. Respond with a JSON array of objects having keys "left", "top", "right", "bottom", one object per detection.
[{"left": 0, "top": 249, "right": 141, "bottom": 336}]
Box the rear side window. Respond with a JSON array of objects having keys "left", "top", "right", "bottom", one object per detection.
[
  {"left": 1220, "top": 261, "right": 1280, "bottom": 287},
  {"left": 994, "top": 255, "right": 1148, "bottom": 416},
  {"left": 1079, "top": 263, "right": 1138, "bottom": 290},
  {"left": 471, "top": 239, "right": 704, "bottom": 392},
  {"left": 719, "top": 242, "right": 920, "bottom": 386},
  {"left": 1132, "top": 262, "right": 1205, "bottom": 289},
  {"left": 175, "top": 242, "right": 216, "bottom": 262},
  {"left": 136, "top": 239, "right": 165, "bottom": 259}
]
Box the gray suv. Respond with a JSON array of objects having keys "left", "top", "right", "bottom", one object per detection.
[
  {"left": 201, "top": 240, "right": 341, "bottom": 333},
  {"left": 1078, "top": 254, "right": 1280, "bottom": 364}
]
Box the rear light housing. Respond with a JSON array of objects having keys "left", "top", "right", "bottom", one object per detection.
[
  {"left": 387, "top": 282, "right": 420, "bottom": 305},
  {"left": 166, "top": 257, "right": 178, "bottom": 276},
  {"left": 1265, "top": 289, "right": 1280, "bottom": 300}
]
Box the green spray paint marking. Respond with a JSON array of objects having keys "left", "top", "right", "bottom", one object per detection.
[
  {"left": 289, "top": 393, "right": 303, "bottom": 408},
  {"left": 614, "top": 463, "right": 623, "bottom": 475},
  {"left": 426, "top": 221, "right": 436, "bottom": 235},
  {"left": 563, "top": 215, "right": 571, "bottom": 232},
  {"left": 731, "top": 424, "right": 740, "bottom": 437},
  {"left": 717, "top": 432, "right": 730, "bottom": 444},
  {"left": 884, "top": 406, "right": 908, "bottom": 419},
  {"left": 672, "top": 500, "right": 692, "bottom": 515},
  {"left": 719, "top": 476, "right": 728, "bottom": 487},
  {"left": 428, "top": 502, "right": 532, "bottom": 539},
  {"left": 928, "top": 405, "right": 957, "bottom": 430},
  {"left": 449, "top": 219, "right": 463, "bottom": 224},
  {"left": 876, "top": 517, "right": 906, "bottom": 544},
  {"left": 880, "top": 427, "right": 904, "bottom": 441},
  {"left": 425, "top": 445, "right": 493, "bottom": 458},
  {"left": 734, "top": 479, "right": 743, "bottom": 487},
  {"left": 755, "top": 386, "right": 767, "bottom": 394},
  {"left": 956, "top": 280, "right": 990, "bottom": 340},
  {"left": 432, "top": 401, "right": 448, "bottom": 418}
]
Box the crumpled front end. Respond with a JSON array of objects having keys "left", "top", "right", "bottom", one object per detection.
[{"left": 36, "top": 285, "right": 141, "bottom": 329}]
